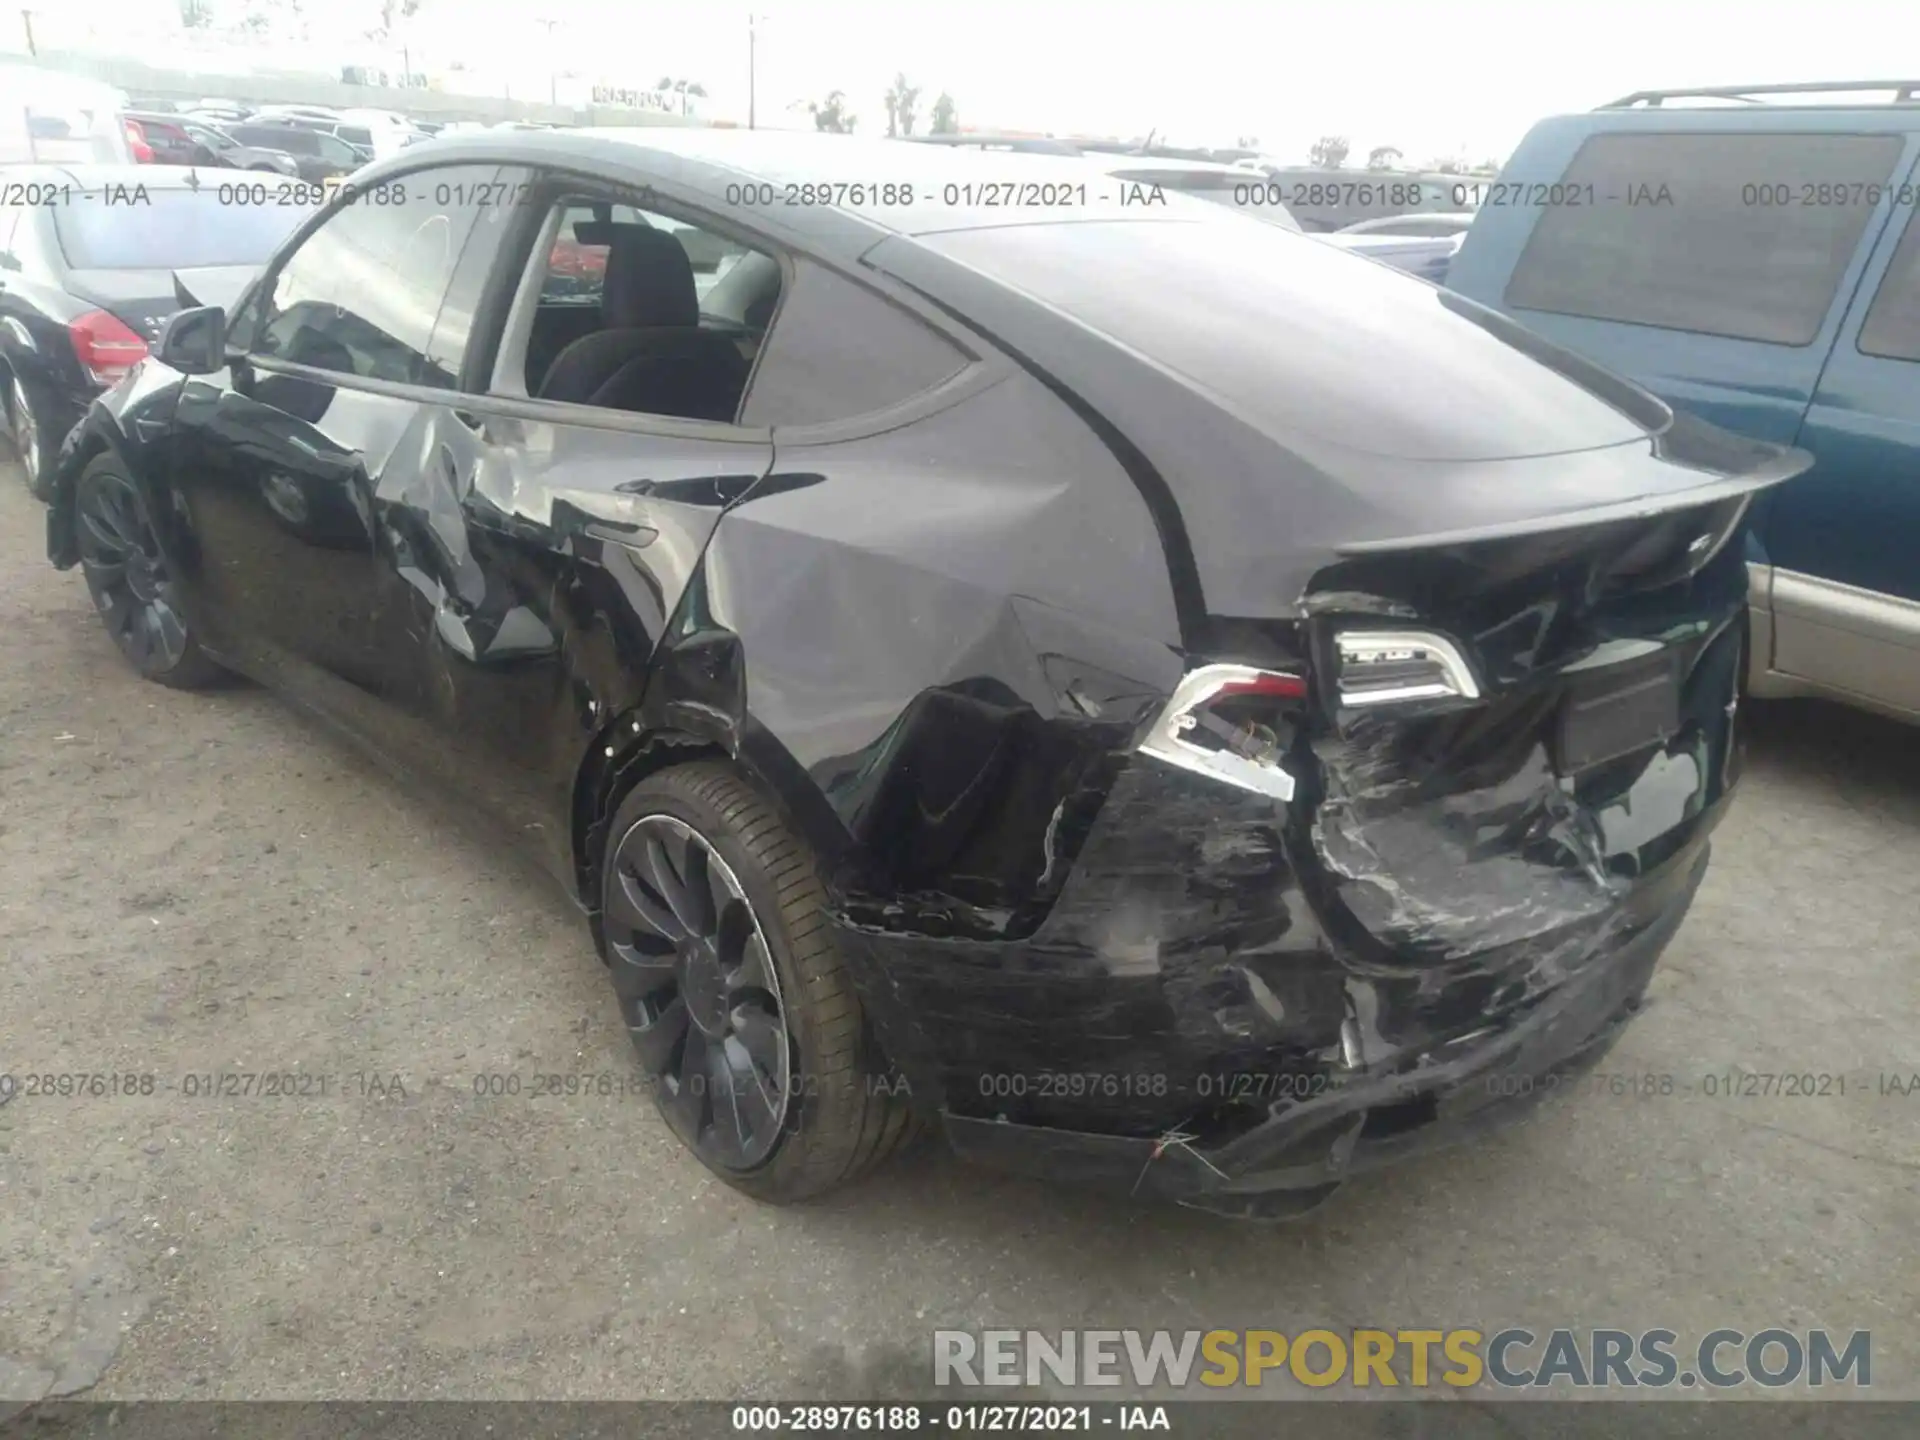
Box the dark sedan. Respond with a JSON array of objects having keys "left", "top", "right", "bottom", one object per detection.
[
  {"left": 222, "top": 121, "right": 365, "bottom": 182},
  {"left": 3, "top": 165, "right": 318, "bottom": 497},
  {"left": 44, "top": 132, "right": 1806, "bottom": 1218}
]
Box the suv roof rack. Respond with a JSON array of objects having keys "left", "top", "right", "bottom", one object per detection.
[{"left": 1600, "top": 81, "right": 1920, "bottom": 108}]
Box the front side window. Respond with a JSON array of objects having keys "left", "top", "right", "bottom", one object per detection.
[
  {"left": 1505, "top": 131, "right": 1905, "bottom": 345},
  {"left": 317, "top": 133, "right": 358, "bottom": 166},
  {"left": 1857, "top": 207, "right": 1920, "bottom": 363},
  {"left": 253, "top": 164, "right": 502, "bottom": 387}
]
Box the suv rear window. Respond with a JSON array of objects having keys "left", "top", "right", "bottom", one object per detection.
[{"left": 1504, "top": 132, "right": 1905, "bottom": 346}]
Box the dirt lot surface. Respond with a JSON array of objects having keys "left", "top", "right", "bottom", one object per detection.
[{"left": 1, "top": 461, "right": 1916, "bottom": 1409}]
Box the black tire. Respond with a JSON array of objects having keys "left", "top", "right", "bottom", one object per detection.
[
  {"left": 72, "top": 454, "right": 226, "bottom": 689},
  {"left": 599, "top": 761, "right": 915, "bottom": 1202},
  {"left": 7, "top": 368, "right": 52, "bottom": 501}
]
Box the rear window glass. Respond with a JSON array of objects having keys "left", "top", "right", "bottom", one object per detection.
[
  {"left": 738, "top": 260, "right": 969, "bottom": 426},
  {"left": 1504, "top": 132, "right": 1904, "bottom": 346},
  {"left": 1857, "top": 209, "right": 1920, "bottom": 363},
  {"left": 53, "top": 188, "right": 317, "bottom": 270}
]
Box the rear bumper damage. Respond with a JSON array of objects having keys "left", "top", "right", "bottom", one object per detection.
[
  {"left": 836, "top": 756, "right": 1714, "bottom": 1219},
  {"left": 938, "top": 842, "right": 1700, "bottom": 1219}
]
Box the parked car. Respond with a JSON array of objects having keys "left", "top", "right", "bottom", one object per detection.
[
  {"left": 178, "top": 122, "right": 303, "bottom": 177},
  {"left": 248, "top": 104, "right": 344, "bottom": 126},
  {"left": 1330, "top": 230, "right": 1464, "bottom": 283},
  {"left": 0, "top": 63, "right": 134, "bottom": 165},
  {"left": 183, "top": 104, "right": 253, "bottom": 126},
  {"left": 122, "top": 119, "right": 155, "bottom": 165},
  {"left": 1096, "top": 157, "right": 1304, "bottom": 231},
  {"left": 904, "top": 132, "right": 1084, "bottom": 155},
  {"left": 44, "top": 132, "right": 1807, "bottom": 1217},
  {"left": 1, "top": 165, "right": 319, "bottom": 497},
  {"left": 1447, "top": 80, "right": 1920, "bottom": 724},
  {"left": 334, "top": 108, "right": 431, "bottom": 156},
  {"left": 123, "top": 112, "right": 299, "bottom": 176},
  {"left": 125, "top": 112, "right": 215, "bottom": 167},
  {"left": 1238, "top": 167, "right": 1458, "bottom": 232},
  {"left": 1340, "top": 212, "right": 1477, "bottom": 237},
  {"left": 222, "top": 121, "right": 365, "bottom": 181},
  {"left": 279, "top": 116, "right": 383, "bottom": 160},
  {"left": 1100, "top": 160, "right": 1454, "bottom": 278}
]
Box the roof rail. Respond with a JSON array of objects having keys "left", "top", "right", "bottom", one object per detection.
[{"left": 1600, "top": 81, "right": 1920, "bottom": 108}]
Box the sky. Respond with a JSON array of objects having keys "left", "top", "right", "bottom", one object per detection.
[{"left": 11, "top": 0, "right": 1908, "bottom": 165}]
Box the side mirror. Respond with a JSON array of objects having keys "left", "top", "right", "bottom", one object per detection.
[{"left": 155, "top": 305, "right": 227, "bottom": 376}]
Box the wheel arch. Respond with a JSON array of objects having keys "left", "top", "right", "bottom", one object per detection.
[
  {"left": 569, "top": 624, "right": 862, "bottom": 929},
  {"left": 45, "top": 412, "right": 127, "bottom": 569}
]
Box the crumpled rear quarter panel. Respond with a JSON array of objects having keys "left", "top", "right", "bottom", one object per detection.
[{"left": 831, "top": 508, "right": 1752, "bottom": 1165}]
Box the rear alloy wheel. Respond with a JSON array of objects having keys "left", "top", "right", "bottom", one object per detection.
[
  {"left": 74, "top": 456, "right": 224, "bottom": 689},
  {"left": 600, "top": 762, "right": 915, "bottom": 1201},
  {"left": 9, "top": 373, "right": 48, "bottom": 499}
]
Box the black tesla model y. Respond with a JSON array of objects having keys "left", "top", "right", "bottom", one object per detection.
[{"left": 42, "top": 132, "right": 1807, "bottom": 1218}]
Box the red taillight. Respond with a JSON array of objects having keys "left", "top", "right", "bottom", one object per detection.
[
  {"left": 70, "top": 310, "right": 150, "bottom": 385},
  {"left": 125, "top": 118, "right": 154, "bottom": 163},
  {"left": 1208, "top": 672, "right": 1309, "bottom": 703}
]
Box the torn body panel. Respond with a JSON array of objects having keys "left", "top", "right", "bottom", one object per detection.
[{"left": 697, "top": 369, "right": 1187, "bottom": 937}]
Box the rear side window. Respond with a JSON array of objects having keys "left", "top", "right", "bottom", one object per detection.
[
  {"left": 1857, "top": 208, "right": 1920, "bottom": 362},
  {"left": 540, "top": 204, "right": 748, "bottom": 305},
  {"left": 1504, "top": 132, "right": 1905, "bottom": 345},
  {"left": 737, "top": 260, "right": 970, "bottom": 427}
]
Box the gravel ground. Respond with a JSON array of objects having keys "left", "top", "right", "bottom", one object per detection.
[{"left": 1, "top": 459, "right": 1916, "bottom": 1410}]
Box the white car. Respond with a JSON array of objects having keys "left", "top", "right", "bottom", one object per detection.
[
  {"left": 1095, "top": 157, "right": 1304, "bottom": 231},
  {"left": 0, "top": 64, "right": 134, "bottom": 165}
]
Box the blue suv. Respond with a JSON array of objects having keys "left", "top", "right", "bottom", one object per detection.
[{"left": 1447, "top": 81, "right": 1920, "bottom": 724}]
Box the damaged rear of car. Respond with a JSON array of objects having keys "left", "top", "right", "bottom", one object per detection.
[
  {"left": 837, "top": 211, "right": 1808, "bottom": 1217},
  {"left": 40, "top": 132, "right": 1805, "bottom": 1219}
]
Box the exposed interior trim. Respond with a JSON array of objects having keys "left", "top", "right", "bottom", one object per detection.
[{"left": 1138, "top": 665, "right": 1300, "bottom": 802}]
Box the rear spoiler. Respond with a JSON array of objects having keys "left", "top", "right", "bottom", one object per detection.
[{"left": 1336, "top": 446, "right": 1811, "bottom": 558}]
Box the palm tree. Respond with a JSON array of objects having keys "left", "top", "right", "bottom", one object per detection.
[
  {"left": 883, "top": 72, "right": 921, "bottom": 137},
  {"left": 1366, "top": 145, "right": 1403, "bottom": 171},
  {"left": 930, "top": 92, "right": 958, "bottom": 134},
  {"left": 1309, "top": 135, "right": 1350, "bottom": 168},
  {"left": 808, "top": 90, "right": 855, "bottom": 133},
  {"left": 178, "top": 0, "right": 214, "bottom": 27},
  {"left": 656, "top": 78, "right": 710, "bottom": 116}
]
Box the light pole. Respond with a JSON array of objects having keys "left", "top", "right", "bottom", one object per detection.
[
  {"left": 536, "top": 17, "right": 559, "bottom": 108},
  {"left": 747, "top": 12, "right": 757, "bottom": 129}
]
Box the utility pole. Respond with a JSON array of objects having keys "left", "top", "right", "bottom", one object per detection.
[
  {"left": 21, "top": 8, "right": 35, "bottom": 56},
  {"left": 535, "top": 18, "right": 558, "bottom": 108},
  {"left": 747, "top": 12, "right": 757, "bottom": 130}
]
